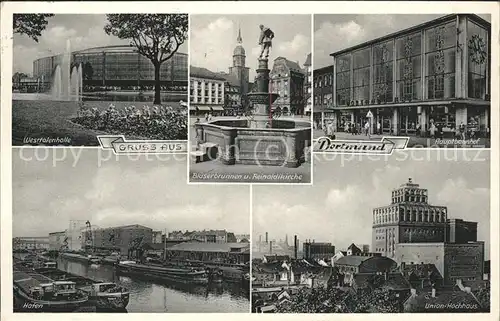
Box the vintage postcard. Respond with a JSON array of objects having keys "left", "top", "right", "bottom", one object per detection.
[
  {"left": 1, "top": 2, "right": 499, "bottom": 321},
  {"left": 188, "top": 14, "right": 312, "bottom": 184}
]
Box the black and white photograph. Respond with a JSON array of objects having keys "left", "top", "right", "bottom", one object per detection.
[
  {"left": 252, "top": 151, "right": 490, "bottom": 313},
  {"left": 313, "top": 14, "right": 491, "bottom": 148},
  {"left": 12, "top": 149, "right": 250, "bottom": 312},
  {"left": 188, "top": 14, "right": 312, "bottom": 184},
  {"left": 12, "top": 14, "right": 189, "bottom": 146}
]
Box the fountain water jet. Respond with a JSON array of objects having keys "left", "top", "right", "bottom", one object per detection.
[{"left": 50, "top": 39, "right": 82, "bottom": 101}]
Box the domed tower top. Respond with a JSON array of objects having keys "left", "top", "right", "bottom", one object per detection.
[{"left": 233, "top": 27, "right": 246, "bottom": 67}]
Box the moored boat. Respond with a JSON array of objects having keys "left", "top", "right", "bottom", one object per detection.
[
  {"left": 13, "top": 271, "right": 89, "bottom": 312},
  {"left": 60, "top": 252, "right": 101, "bottom": 265},
  {"left": 116, "top": 261, "right": 209, "bottom": 285},
  {"left": 80, "top": 282, "right": 130, "bottom": 310},
  {"left": 32, "top": 267, "right": 130, "bottom": 310}
]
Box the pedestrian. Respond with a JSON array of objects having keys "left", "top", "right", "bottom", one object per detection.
[
  {"left": 327, "top": 121, "right": 335, "bottom": 140},
  {"left": 365, "top": 121, "right": 371, "bottom": 139},
  {"left": 429, "top": 123, "right": 436, "bottom": 138},
  {"left": 377, "top": 121, "right": 381, "bottom": 135},
  {"left": 459, "top": 122, "right": 466, "bottom": 140}
]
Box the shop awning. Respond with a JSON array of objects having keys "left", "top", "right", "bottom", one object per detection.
[
  {"left": 196, "top": 106, "right": 211, "bottom": 111},
  {"left": 189, "top": 105, "right": 196, "bottom": 110},
  {"left": 210, "top": 106, "right": 224, "bottom": 111}
]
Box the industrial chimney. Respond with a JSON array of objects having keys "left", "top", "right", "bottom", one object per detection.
[
  {"left": 294, "top": 235, "right": 298, "bottom": 259},
  {"left": 269, "top": 241, "right": 273, "bottom": 254},
  {"left": 265, "top": 232, "right": 268, "bottom": 243},
  {"left": 259, "top": 235, "right": 262, "bottom": 243}
]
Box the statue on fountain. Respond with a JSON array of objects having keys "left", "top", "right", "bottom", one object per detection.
[{"left": 258, "top": 24, "right": 274, "bottom": 59}]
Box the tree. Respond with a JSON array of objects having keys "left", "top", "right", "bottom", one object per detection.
[
  {"left": 13, "top": 14, "right": 54, "bottom": 42},
  {"left": 12, "top": 72, "right": 29, "bottom": 85},
  {"left": 104, "top": 14, "right": 188, "bottom": 105}
]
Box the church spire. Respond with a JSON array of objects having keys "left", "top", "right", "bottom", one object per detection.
[{"left": 237, "top": 26, "right": 242, "bottom": 44}]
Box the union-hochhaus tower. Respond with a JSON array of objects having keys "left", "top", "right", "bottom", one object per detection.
[{"left": 372, "top": 178, "right": 448, "bottom": 258}]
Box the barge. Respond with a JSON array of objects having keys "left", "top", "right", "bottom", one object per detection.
[
  {"left": 60, "top": 252, "right": 101, "bottom": 265},
  {"left": 13, "top": 270, "right": 90, "bottom": 312},
  {"left": 35, "top": 267, "right": 130, "bottom": 310},
  {"left": 116, "top": 261, "right": 209, "bottom": 285}
]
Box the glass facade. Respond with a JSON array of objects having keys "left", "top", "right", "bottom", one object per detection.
[
  {"left": 396, "top": 32, "right": 422, "bottom": 101},
  {"left": 332, "top": 15, "right": 490, "bottom": 108},
  {"left": 425, "top": 22, "right": 456, "bottom": 100},
  {"left": 467, "top": 20, "right": 488, "bottom": 99},
  {"left": 33, "top": 47, "right": 187, "bottom": 85},
  {"left": 352, "top": 48, "right": 370, "bottom": 103},
  {"left": 373, "top": 40, "right": 393, "bottom": 103},
  {"left": 335, "top": 54, "right": 351, "bottom": 106}
]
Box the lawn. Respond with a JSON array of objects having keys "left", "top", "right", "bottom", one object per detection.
[{"left": 12, "top": 100, "right": 187, "bottom": 146}]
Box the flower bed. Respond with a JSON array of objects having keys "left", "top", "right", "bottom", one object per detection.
[{"left": 72, "top": 103, "right": 187, "bottom": 140}]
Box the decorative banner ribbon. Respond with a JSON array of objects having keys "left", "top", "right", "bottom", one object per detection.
[
  {"left": 313, "top": 136, "right": 409, "bottom": 155},
  {"left": 97, "top": 135, "right": 188, "bottom": 154}
]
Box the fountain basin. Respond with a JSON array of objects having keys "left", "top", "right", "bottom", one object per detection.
[{"left": 194, "top": 118, "right": 311, "bottom": 168}]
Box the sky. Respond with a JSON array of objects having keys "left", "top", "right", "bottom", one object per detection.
[
  {"left": 13, "top": 149, "right": 249, "bottom": 237},
  {"left": 13, "top": 14, "right": 188, "bottom": 75},
  {"left": 314, "top": 14, "right": 492, "bottom": 69},
  {"left": 190, "top": 14, "right": 311, "bottom": 80},
  {"left": 253, "top": 150, "right": 491, "bottom": 259}
]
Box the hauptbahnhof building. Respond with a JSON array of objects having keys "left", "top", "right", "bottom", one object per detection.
[
  {"left": 32, "top": 45, "right": 188, "bottom": 88},
  {"left": 316, "top": 14, "right": 490, "bottom": 137}
]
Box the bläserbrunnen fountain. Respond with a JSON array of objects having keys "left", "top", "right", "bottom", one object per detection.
[{"left": 194, "top": 56, "right": 311, "bottom": 168}]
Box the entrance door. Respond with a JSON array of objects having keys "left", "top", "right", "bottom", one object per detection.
[{"left": 399, "top": 106, "right": 418, "bottom": 135}]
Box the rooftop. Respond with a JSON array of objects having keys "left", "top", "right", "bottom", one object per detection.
[
  {"left": 190, "top": 66, "right": 227, "bottom": 81},
  {"left": 331, "top": 14, "right": 491, "bottom": 58},
  {"left": 304, "top": 53, "right": 312, "bottom": 66},
  {"left": 272, "top": 57, "right": 303, "bottom": 73},
  {"left": 167, "top": 242, "right": 249, "bottom": 253},
  {"left": 35, "top": 45, "right": 187, "bottom": 61}
]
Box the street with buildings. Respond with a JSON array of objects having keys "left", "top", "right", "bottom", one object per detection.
[{"left": 313, "top": 14, "right": 491, "bottom": 147}]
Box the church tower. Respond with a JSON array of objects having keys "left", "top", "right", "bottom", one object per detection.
[{"left": 229, "top": 26, "right": 250, "bottom": 107}]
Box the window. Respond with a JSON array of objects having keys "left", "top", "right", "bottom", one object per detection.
[
  {"left": 336, "top": 54, "right": 351, "bottom": 106},
  {"left": 373, "top": 41, "right": 394, "bottom": 103},
  {"left": 352, "top": 48, "right": 370, "bottom": 103},
  {"left": 425, "top": 22, "right": 456, "bottom": 99},
  {"left": 396, "top": 32, "right": 422, "bottom": 101},
  {"left": 467, "top": 20, "right": 488, "bottom": 99}
]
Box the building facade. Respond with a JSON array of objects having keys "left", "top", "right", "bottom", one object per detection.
[
  {"left": 303, "top": 53, "right": 312, "bottom": 116},
  {"left": 324, "top": 14, "right": 490, "bottom": 137},
  {"left": 89, "top": 224, "right": 153, "bottom": 255},
  {"left": 395, "top": 242, "right": 485, "bottom": 285},
  {"left": 219, "top": 72, "right": 242, "bottom": 115},
  {"left": 152, "top": 231, "right": 163, "bottom": 244},
  {"left": 33, "top": 45, "right": 188, "bottom": 88},
  {"left": 228, "top": 28, "right": 250, "bottom": 109},
  {"left": 270, "top": 57, "right": 306, "bottom": 115},
  {"left": 166, "top": 242, "right": 250, "bottom": 264},
  {"left": 313, "top": 65, "right": 335, "bottom": 128},
  {"left": 303, "top": 242, "right": 335, "bottom": 261},
  {"left": 13, "top": 237, "right": 50, "bottom": 250},
  {"left": 189, "top": 67, "right": 226, "bottom": 116},
  {"left": 48, "top": 231, "right": 67, "bottom": 251},
  {"left": 372, "top": 178, "right": 448, "bottom": 258}
]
